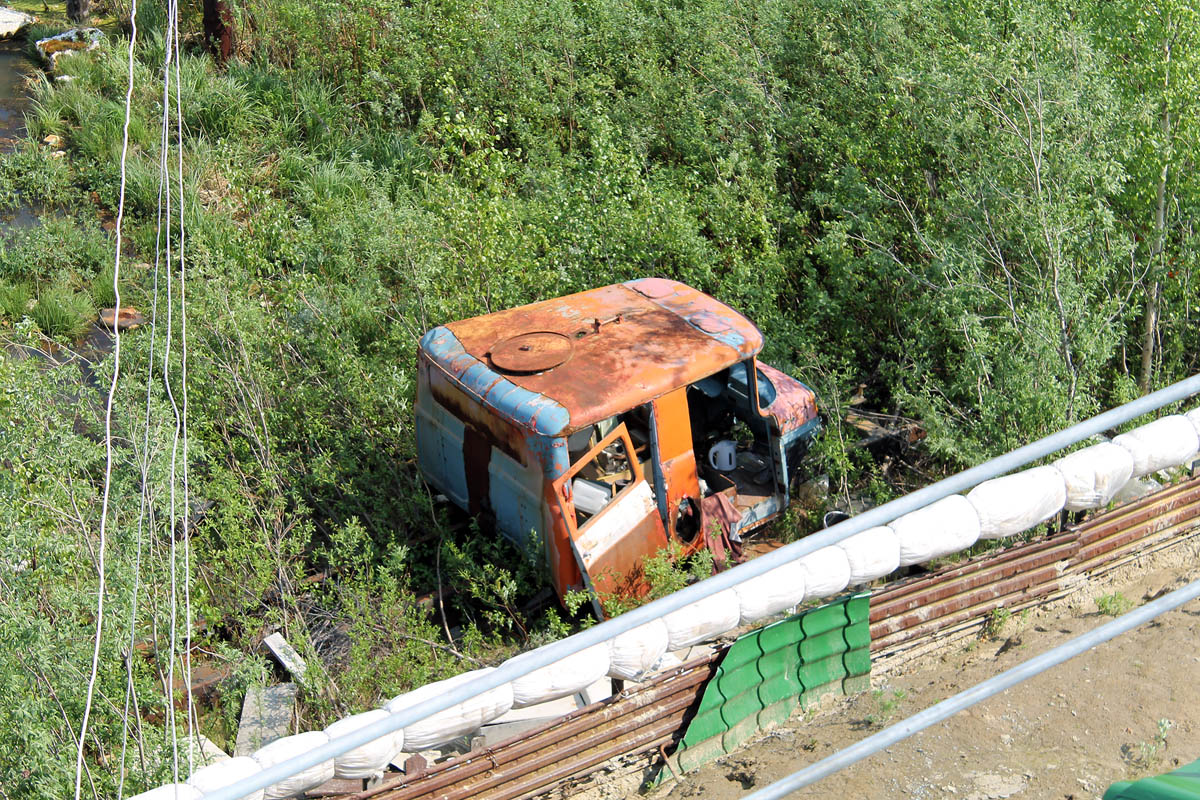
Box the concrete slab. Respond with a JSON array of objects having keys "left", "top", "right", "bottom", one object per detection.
[
  {"left": 490, "top": 694, "right": 579, "bottom": 724},
  {"left": 234, "top": 683, "right": 297, "bottom": 756},
  {"left": 261, "top": 632, "right": 308, "bottom": 682},
  {"left": 476, "top": 718, "right": 549, "bottom": 747},
  {"left": 574, "top": 677, "right": 613, "bottom": 708}
]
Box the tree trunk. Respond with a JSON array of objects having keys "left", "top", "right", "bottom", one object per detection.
[
  {"left": 203, "top": 0, "right": 234, "bottom": 65},
  {"left": 66, "top": 0, "right": 91, "bottom": 23},
  {"left": 1139, "top": 110, "right": 1171, "bottom": 396},
  {"left": 1139, "top": 280, "right": 1160, "bottom": 395}
]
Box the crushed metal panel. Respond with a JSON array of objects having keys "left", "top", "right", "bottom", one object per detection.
[
  {"left": 573, "top": 481, "right": 660, "bottom": 566},
  {"left": 570, "top": 486, "right": 668, "bottom": 602},
  {"left": 755, "top": 361, "right": 820, "bottom": 436},
  {"left": 553, "top": 423, "right": 670, "bottom": 608},
  {"left": 671, "top": 592, "right": 871, "bottom": 774},
  {"left": 1104, "top": 757, "right": 1200, "bottom": 799}
]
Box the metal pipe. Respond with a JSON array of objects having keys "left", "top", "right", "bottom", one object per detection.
[
  {"left": 742, "top": 576, "right": 1200, "bottom": 800},
  {"left": 200, "top": 373, "right": 1200, "bottom": 800}
]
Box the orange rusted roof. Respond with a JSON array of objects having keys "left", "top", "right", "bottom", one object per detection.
[{"left": 425, "top": 278, "right": 763, "bottom": 434}]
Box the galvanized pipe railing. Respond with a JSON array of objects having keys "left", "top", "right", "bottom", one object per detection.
[{"left": 201, "top": 374, "right": 1200, "bottom": 800}]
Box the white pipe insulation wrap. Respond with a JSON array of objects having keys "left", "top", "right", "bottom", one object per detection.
[
  {"left": 607, "top": 618, "right": 670, "bottom": 680},
  {"left": 966, "top": 465, "right": 1067, "bottom": 539},
  {"left": 507, "top": 642, "right": 611, "bottom": 708},
  {"left": 892, "top": 494, "right": 981, "bottom": 567},
  {"left": 384, "top": 668, "right": 513, "bottom": 751},
  {"left": 837, "top": 526, "right": 900, "bottom": 585},
  {"left": 662, "top": 588, "right": 741, "bottom": 650},
  {"left": 1113, "top": 414, "right": 1200, "bottom": 478},
  {"left": 187, "top": 757, "right": 264, "bottom": 800},
  {"left": 1187, "top": 408, "right": 1200, "bottom": 440},
  {"left": 1052, "top": 441, "right": 1134, "bottom": 510},
  {"left": 796, "top": 545, "right": 852, "bottom": 599},
  {"left": 735, "top": 560, "right": 807, "bottom": 624},
  {"left": 129, "top": 785, "right": 204, "bottom": 800},
  {"left": 323, "top": 709, "right": 399, "bottom": 779},
  {"left": 252, "top": 732, "right": 335, "bottom": 799}
]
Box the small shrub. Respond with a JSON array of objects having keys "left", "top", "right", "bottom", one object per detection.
[
  {"left": 1097, "top": 592, "right": 1133, "bottom": 617},
  {"left": 982, "top": 606, "right": 1011, "bottom": 639},
  {"left": 866, "top": 688, "right": 907, "bottom": 727},
  {"left": 595, "top": 543, "right": 716, "bottom": 618},
  {"left": 90, "top": 265, "right": 116, "bottom": 308},
  {"left": 1125, "top": 719, "right": 1173, "bottom": 773}
]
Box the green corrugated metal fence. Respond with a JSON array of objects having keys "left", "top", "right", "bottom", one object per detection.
[
  {"left": 670, "top": 592, "right": 871, "bottom": 774},
  {"left": 1105, "top": 758, "right": 1200, "bottom": 799}
]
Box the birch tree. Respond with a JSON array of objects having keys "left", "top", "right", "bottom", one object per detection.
[{"left": 1092, "top": 1, "right": 1200, "bottom": 392}]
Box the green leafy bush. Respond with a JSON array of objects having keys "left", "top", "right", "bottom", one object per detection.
[{"left": 1097, "top": 592, "right": 1134, "bottom": 617}]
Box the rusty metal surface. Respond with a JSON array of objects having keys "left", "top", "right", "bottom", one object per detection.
[
  {"left": 870, "top": 476, "right": 1200, "bottom": 655},
  {"left": 338, "top": 654, "right": 720, "bottom": 800},
  {"left": 324, "top": 477, "right": 1200, "bottom": 800},
  {"left": 490, "top": 332, "right": 575, "bottom": 374},
  {"left": 754, "top": 361, "right": 818, "bottom": 434},
  {"left": 439, "top": 280, "right": 762, "bottom": 433}
]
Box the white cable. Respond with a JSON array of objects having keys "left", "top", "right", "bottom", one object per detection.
[
  {"left": 155, "top": 8, "right": 182, "bottom": 783},
  {"left": 116, "top": 1, "right": 168, "bottom": 794},
  {"left": 74, "top": 7, "right": 139, "bottom": 800},
  {"left": 168, "top": 0, "right": 196, "bottom": 768}
]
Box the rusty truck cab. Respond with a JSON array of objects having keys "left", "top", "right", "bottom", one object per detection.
[{"left": 416, "top": 278, "right": 820, "bottom": 613}]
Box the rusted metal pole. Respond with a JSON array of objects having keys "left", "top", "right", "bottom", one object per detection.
[{"left": 202, "top": 0, "right": 233, "bottom": 64}]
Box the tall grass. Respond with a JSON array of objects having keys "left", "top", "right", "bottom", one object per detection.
[
  {"left": 0, "top": 281, "right": 32, "bottom": 321},
  {"left": 90, "top": 265, "right": 116, "bottom": 308},
  {"left": 31, "top": 284, "right": 94, "bottom": 339}
]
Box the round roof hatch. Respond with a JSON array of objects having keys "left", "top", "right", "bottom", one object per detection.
[
  {"left": 490, "top": 331, "right": 574, "bottom": 373},
  {"left": 631, "top": 277, "right": 679, "bottom": 298}
]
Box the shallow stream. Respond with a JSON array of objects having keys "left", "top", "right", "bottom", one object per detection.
[
  {"left": 0, "top": 37, "right": 32, "bottom": 144},
  {"left": 0, "top": 33, "right": 118, "bottom": 370},
  {"left": 0, "top": 36, "right": 41, "bottom": 231}
]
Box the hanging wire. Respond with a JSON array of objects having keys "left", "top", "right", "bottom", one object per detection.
[
  {"left": 116, "top": 0, "right": 175, "bottom": 794},
  {"left": 159, "top": 2, "right": 183, "bottom": 780},
  {"left": 74, "top": 4, "right": 140, "bottom": 799},
  {"left": 145, "top": 3, "right": 184, "bottom": 786},
  {"left": 167, "top": 0, "right": 197, "bottom": 769}
]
